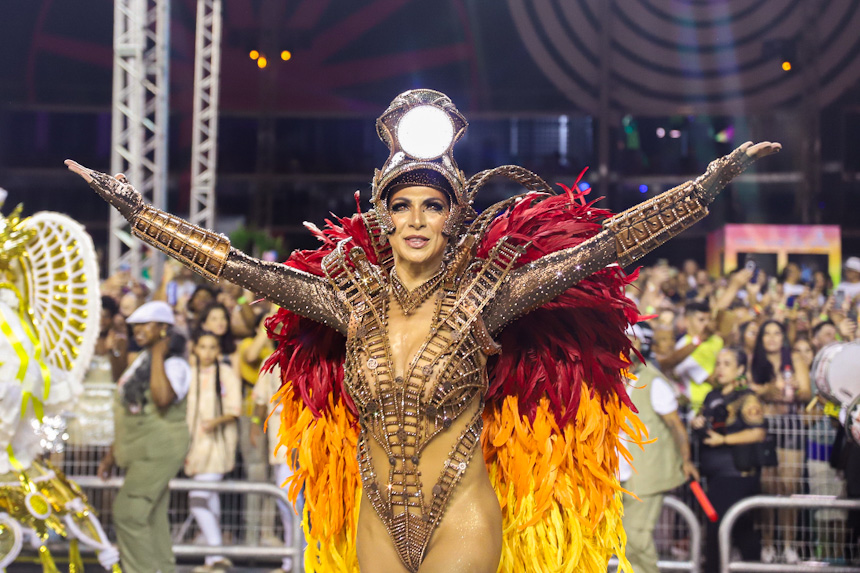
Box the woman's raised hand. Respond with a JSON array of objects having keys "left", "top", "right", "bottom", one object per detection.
[
  {"left": 65, "top": 159, "right": 144, "bottom": 221},
  {"left": 737, "top": 140, "right": 782, "bottom": 160}
]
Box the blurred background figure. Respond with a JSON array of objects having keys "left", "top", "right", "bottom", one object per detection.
[{"left": 98, "top": 301, "right": 190, "bottom": 573}]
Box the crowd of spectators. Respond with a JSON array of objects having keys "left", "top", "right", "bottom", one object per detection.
[
  {"left": 626, "top": 255, "right": 860, "bottom": 569},
  {"left": 67, "top": 260, "right": 292, "bottom": 573}
]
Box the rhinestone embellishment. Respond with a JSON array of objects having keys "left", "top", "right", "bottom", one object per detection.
[{"left": 367, "top": 357, "right": 378, "bottom": 370}]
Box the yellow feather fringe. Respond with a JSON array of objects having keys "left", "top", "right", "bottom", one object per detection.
[
  {"left": 276, "top": 382, "right": 645, "bottom": 573},
  {"left": 482, "top": 389, "right": 646, "bottom": 573},
  {"left": 275, "top": 386, "right": 361, "bottom": 572}
]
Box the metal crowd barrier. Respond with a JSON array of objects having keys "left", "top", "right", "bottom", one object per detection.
[
  {"left": 71, "top": 476, "right": 305, "bottom": 573},
  {"left": 608, "top": 496, "right": 703, "bottom": 573},
  {"left": 719, "top": 495, "right": 860, "bottom": 573}
]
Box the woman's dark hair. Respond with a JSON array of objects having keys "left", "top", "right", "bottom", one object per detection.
[
  {"left": 722, "top": 347, "right": 748, "bottom": 378},
  {"left": 188, "top": 285, "right": 216, "bottom": 312},
  {"left": 102, "top": 295, "right": 120, "bottom": 317},
  {"left": 778, "top": 262, "right": 801, "bottom": 284},
  {"left": 813, "top": 270, "right": 831, "bottom": 298},
  {"left": 191, "top": 328, "right": 223, "bottom": 416},
  {"left": 197, "top": 302, "right": 236, "bottom": 356},
  {"left": 738, "top": 321, "right": 757, "bottom": 347},
  {"left": 750, "top": 319, "right": 789, "bottom": 385},
  {"left": 811, "top": 319, "right": 836, "bottom": 339}
]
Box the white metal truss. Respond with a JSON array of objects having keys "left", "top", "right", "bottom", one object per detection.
[
  {"left": 110, "top": 0, "right": 170, "bottom": 278},
  {"left": 189, "top": 0, "right": 223, "bottom": 230}
]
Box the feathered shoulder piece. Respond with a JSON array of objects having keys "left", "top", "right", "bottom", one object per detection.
[{"left": 461, "top": 169, "right": 644, "bottom": 572}]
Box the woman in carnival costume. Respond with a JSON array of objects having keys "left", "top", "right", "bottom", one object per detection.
[
  {"left": 67, "top": 89, "right": 780, "bottom": 573},
  {"left": 0, "top": 190, "right": 119, "bottom": 571}
]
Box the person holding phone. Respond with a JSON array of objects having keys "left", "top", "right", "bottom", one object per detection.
[{"left": 98, "top": 301, "right": 191, "bottom": 573}]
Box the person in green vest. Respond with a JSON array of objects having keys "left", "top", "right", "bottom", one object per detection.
[
  {"left": 621, "top": 324, "right": 700, "bottom": 573},
  {"left": 97, "top": 301, "right": 191, "bottom": 573}
]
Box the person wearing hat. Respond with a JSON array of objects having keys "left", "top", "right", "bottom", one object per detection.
[
  {"left": 835, "top": 256, "right": 860, "bottom": 304},
  {"left": 97, "top": 301, "right": 191, "bottom": 573}
]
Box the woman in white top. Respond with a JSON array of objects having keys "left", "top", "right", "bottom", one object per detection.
[{"left": 185, "top": 329, "right": 242, "bottom": 572}]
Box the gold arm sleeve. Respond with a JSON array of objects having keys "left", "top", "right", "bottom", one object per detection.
[
  {"left": 483, "top": 148, "right": 753, "bottom": 334},
  {"left": 484, "top": 232, "right": 616, "bottom": 334},
  {"left": 604, "top": 147, "right": 753, "bottom": 267},
  {"left": 132, "top": 205, "right": 231, "bottom": 281},
  {"left": 131, "top": 206, "right": 347, "bottom": 333}
]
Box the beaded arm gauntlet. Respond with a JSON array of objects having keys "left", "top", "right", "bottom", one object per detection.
[
  {"left": 84, "top": 170, "right": 347, "bottom": 333},
  {"left": 603, "top": 146, "right": 753, "bottom": 267},
  {"left": 485, "top": 147, "right": 754, "bottom": 334}
]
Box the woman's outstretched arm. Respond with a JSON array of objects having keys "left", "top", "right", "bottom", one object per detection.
[
  {"left": 66, "top": 160, "right": 347, "bottom": 334},
  {"left": 485, "top": 141, "right": 781, "bottom": 334}
]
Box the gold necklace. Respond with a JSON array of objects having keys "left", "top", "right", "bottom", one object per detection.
[{"left": 389, "top": 266, "right": 445, "bottom": 315}]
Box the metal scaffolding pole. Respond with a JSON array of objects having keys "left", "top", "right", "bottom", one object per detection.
[
  {"left": 189, "top": 0, "right": 222, "bottom": 230},
  {"left": 110, "top": 0, "right": 170, "bottom": 279}
]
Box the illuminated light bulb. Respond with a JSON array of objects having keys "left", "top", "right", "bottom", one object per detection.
[
  {"left": 782, "top": 61, "right": 792, "bottom": 71},
  {"left": 281, "top": 50, "right": 292, "bottom": 61},
  {"left": 257, "top": 56, "right": 268, "bottom": 69},
  {"left": 656, "top": 127, "right": 666, "bottom": 138},
  {"left": 249, "top": 50, "right": 259, "bottom": 60},
  {"left": 396, "top": 105, "right": 455, "bottom": 160},
  {"left": 669, "top": 129, "right": 681, "bottom": 139}
]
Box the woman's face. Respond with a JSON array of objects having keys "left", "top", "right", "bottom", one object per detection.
[
  {"left": 813, "top": 271, "right": 825, "bottom": 289},
  {"left": 785, "top": 263, "right": 801, "bottom": 282},
  {"left": 388, "top": 186, "right": 449, "bottom": 272},
  {"left": 119, "top": 293, "right": 140, "bottom": 318},
  {"left": 190, "top": 290, "right": 214, "bottom": 314},
  {"left": 194, "top": 334, "right": 221, "bottom": 366},
  {"left": 714, "top": 349, "right": 744, "bottom": 386},
  {"left": 131, "top": 322, "right": 163, "bottom": 349},
  {"left": 793, "top": 338, "right": 814, "bottom": 368},
  {"left": 743, "top": 322, "right": 760, "bottom": 350},
  {"left": 762, "top": 322, "right": 784, "bottom": 353},
  {"left": 202, "top": 307, "right": 228, "bottom": 337}
]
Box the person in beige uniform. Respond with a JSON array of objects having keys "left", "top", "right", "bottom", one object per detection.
[
  {"left": 98, "top": 301, "right": 191, "bottom": 573},
  {"left": 185, "top": 329, "right": 242, "bottom": 572},
  {"left": 621, "top": 325, "right": 699, "bottom": 573}
]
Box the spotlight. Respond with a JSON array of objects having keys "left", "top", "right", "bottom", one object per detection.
[
  {"left": 656, "top": 127, "right": 666, "bottom": 138},
  {"left": 639, "top": 184, "right": 648, "bottom": 194},
  {"left": 249, "top": 50, "right": 259, "bottom": 60},
  {"left": 281, "top": 50, "right": 292, "bottom": 61},
  {"left": 782, "top": 61, "right": 792, "bottom": 71},
  {"left": 396, "top": 105, "right": 455, "bottom": 160},
  {"left": 578, "top": 182, "right": 590, "bottom": 191},
  {"left": 669, "top": 130, "right": 681, "bottom": 139},
  {"left": 257, "top": 56, "right": 268, "bottom": 69}
]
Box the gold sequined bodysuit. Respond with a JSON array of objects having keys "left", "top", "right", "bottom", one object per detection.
[{"left": 75, "top": 147, "right": 753, "bottom": 573}]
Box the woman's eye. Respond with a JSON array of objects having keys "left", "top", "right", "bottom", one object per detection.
[
  {"left": 391, "top": 202, "right": 408, "bottom": 212},
  {"left": 426, "top": 202, "right": 445, "bottom": 212}
]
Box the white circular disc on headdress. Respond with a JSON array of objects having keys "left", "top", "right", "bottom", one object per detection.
[{"left": 396, "top": 105, "right": 454, "bottom": 160}]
